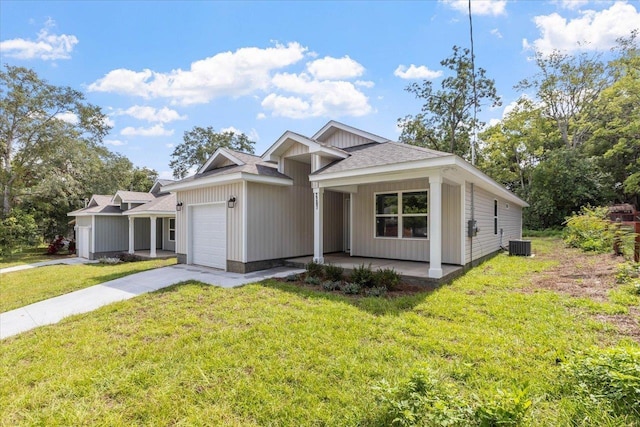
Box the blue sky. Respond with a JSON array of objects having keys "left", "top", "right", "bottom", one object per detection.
[{"left": 1, "top": 0, "right": 639, "bottom": 179}]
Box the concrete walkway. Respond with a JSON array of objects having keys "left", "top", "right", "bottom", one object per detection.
[
  {"left": 1, "top": 264, "right": 304, "bottom": 339},
  {"left": 0, "top": 257, "right": 97, "bottom": 274}
]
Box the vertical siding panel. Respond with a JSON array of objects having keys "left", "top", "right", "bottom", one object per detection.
[
  {"left": 324, "top": 130, "right": 373, "bottom": 149},
  {"left": 323, "top": 191, "right": 344, "bottom": 252},
  {"left": 94, "top": 216, "right": 128, "bottom": 252}
]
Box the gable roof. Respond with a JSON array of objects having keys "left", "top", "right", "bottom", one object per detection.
[
  {"left": 312, "top": 120, "right": 390, "bottom": 144},
  {"left": 262, "top": 130, "right": 348, "bottom": 163},
  {"left": 198, "top": 147, "right": 247, "bottom": 174},
  {"left": 68, "top": 195, "right": 123, "bottom": 216},
  {"left": 150, "top": 179, "right": 176, "bottom": 195},
  {"left": 112, "top": 190, "right": 155, "bottom": 204},
  {"left": 87, "top": 195, "right": 114, "bottom": 208},
  {"left": 125, "top": 193, "right": 176, "bottom": 216}
]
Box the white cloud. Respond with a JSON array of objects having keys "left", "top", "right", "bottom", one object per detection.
[
  {"left": 120, "top": 124, "right": 174, "bottom": 137},
  {"left": 0, "top": 19, "right": 78, "bottom": 60},
  {"left": 103, "top": 117, "right": 115, "bottom": 127},
  {"left": 88, "top": 42, "right": 308, "bottom": 105},
  {"left": 221, "top": 126, "right": 260, "bottom": 141},
  {"left": 394, "top": 64, "right": 443, "bottom": 80},
  {"left": 355, "top": 80, "right": 375, "bottom": 88},
  {"left": 165, "top": 143, "right": 174, "bottom": 148},
  {"left": 490, "top": 28, "right": 503, "bottom": 38},
  {"left": 524, "top": 2, "right": 640, "bottom": 54},
  {"left": 441, "top": 0, "right": 507, "bottom": 16},
  {"left": 105, "top": 139, "right": 127, "bottom": 146},
  {"left": 158, "top": 170, "right": 174, "bottom": 180},
  {"left": 55, "top": 111, "right": 79, "bottom": 124},
  {"left": 306, "top": 55, "right": 365, "bottom": 80},
  {"left": 256, "top": 112, "right": 267, "bottom": 120},
  {"left": 116, "top": 105, "right": 186, "bottom": 123},
  {"left": 261, "top": 72, "right": 372, "bottom": 119},
  {"left": 553, "top": 0, "right": 589, "bottom": 10}
]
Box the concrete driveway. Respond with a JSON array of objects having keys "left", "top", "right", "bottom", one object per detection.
[{"left": 1, "top": 264, "right": 303, "bottom": 339}]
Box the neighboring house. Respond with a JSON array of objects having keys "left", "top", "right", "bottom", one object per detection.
[
  {"left": 68, "top": 180, "right": 177, "bottom": 260},
  {"left": 163, "top": 121, "right": 528, "bottom": 279}
]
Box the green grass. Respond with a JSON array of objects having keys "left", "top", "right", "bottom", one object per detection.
[
  {"left": 0, "top": 258, "right": 176, "bottom": 312},
  {"left": 0, "top": 239, "right": 637, "bottom": 426},
  {"left": 0, "top": 246, "right": 62, "bottom": 269}
]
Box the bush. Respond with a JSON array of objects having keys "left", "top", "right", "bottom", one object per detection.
[
  {"left": 342, "top": 282, "right": 361, "bottom": 295},
  {"left": 615, "top": 263, "right": 640, "bottom": 284},
  {"left": 117, "top": 253, "right": 142, "bottom": 262},
  {"left": 304, "top": 276, "right": 321, "bottom": 286},
  {"left": 563, "top": 346, "right": 640, "bottom": 419},
  {"left": 474, "top": 388, "right": 532, "bottom": 427},
  {"left": 350, "top": 263, "right": 374, "bottom": 287},
  {"left": 306, "top": 261, "right": 324, "bottom": 278},
  {"left": 285, "top": 273, "right": 300, "bottom": 282},
  {"left": 324, "top": 264, "right": 344, "bottom": 282},
  {"left": 98, "top": 257, "right": 122, "bottom": 265},
  {"left": 321, "top": 280, "right": 341, "bottom": 291},
  {"left": 365, "top": 286, "right": 387, "bottom": 297},
  {"left": 563, "top": 206, "right": 613, "bottom": 253},
  {"left": 374, "top": 267, "right": 401, "bottom": 291},
  {"left": 0, "top": 209, "right": 40, "bottom": 256},
  {"left": 47, "top": 235, "right": 66, "bottom": 254}
]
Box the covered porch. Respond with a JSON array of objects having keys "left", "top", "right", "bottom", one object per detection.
[
  {"left": 133, "top": 249, "right": 176, "bottom": 260},
  {"left": 285, "top": 253, "right": 464, "bottom": 286},
  {"left": 126, "top": 215, "right": 176, "bottom": 259}
]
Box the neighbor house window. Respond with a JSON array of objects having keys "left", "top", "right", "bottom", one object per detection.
[
  {"left": 375, "top": 190, "right": 428, "bottom": 239},
  {"left": 494, "top": 200, "right": 498, "bottom": 235},
  {"left": 169, "top": 218, "right": 176, "bottom": 241}
]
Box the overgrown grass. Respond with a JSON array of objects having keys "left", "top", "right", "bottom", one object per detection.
[
  {"left": 0, "top": 246, "right": 60, "bottom": 269},
  {"left": 0, "top": 239, "right": 637, "bottom": 425},
  {"left": 0, "top": 258, "right": 176, "bottom": 312}
]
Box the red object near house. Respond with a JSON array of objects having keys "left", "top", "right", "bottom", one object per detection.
[{"left": 609, "top": 204, "right": 640, "bottom": 262}]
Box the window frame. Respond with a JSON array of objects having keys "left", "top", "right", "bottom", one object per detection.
[
  {"left": 494, "top": 199, "right": 498, "bottom": 235},
  {"left": 373, "top": 189, "right": 429, "bottom": 240},
  {"left": 169, "top": 218, "right": 176, "bottom": 242}
]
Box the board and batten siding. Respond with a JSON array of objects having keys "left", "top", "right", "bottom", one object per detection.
[
  {"left": 281, "top": 142, "right": 309, "bottom": 158},
  {"left": 134, "top": 217, "right": 150, "bottom": 250},
  {"left": 162, "top": 217, "right": 176, "bottom": 251},
  {"left": 323, "top": 191, "right": 344, "bottom": 253},
  {"left": 94, "top": 216, "right": 128, "bottom": 252},
  {"left": 323, "top": 129, "right": 375, "bottom": 149},
  {"left": 175, "top": 182, "right": 243, "bottom": 262},
  {"left": 246, "top": 159, "right": 313, "bottom": 261},
  {"left": 351, "top": 179, "right": 462, "bottom": 264},
  {"left": 464, "top": 184, "right": 522, "bottom": 264}
]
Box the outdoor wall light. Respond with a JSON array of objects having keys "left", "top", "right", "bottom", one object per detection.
[
  {"left": 228, "top": 196, "right": 236, "bottom": 208},
  {"left": 176, "top": 202, "right": 183, "bottom": 211}
]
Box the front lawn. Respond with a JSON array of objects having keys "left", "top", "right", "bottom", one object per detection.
[
  {"left": 0, "top": 247, "right": 69, "bottom": 269},
  {"left": 0, "top": 258, "right": 176, "bottom": 312},
  {"left": 1, "top": 239, "right": 638, "bottom": 426}
]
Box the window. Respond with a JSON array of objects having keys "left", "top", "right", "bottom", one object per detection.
[
  {"left": 169, "top": 218, "right": 176, "bottom": 241},
  {"left": 375, "top": 190, "right": 428, "bottom": 239},
  {"left": 494, "top": 200, "right": 498, "bottom": 235}
]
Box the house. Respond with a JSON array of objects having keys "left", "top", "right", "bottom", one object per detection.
[
  {"left": 162, "top": 121, "right": 528, "bottom": 280},
  {"left": 68, "top": 180, "right": 177, "bottom": 260}
]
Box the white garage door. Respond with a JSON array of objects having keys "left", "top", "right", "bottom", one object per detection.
[{"left": 191, "top": 203, "right": 226, "bottom": 269}]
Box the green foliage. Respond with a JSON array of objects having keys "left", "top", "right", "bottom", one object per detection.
[
  {"left": 350, "top": 263, "right": 375, "bottom": 287},
  {"left": 324, "top": 264, "right": 345, "bottom": 282},
  {"left": 285, "top": 273, "right": 300, "bottom": 282},
  {"left": 169, "top": 126, "right": 256, "bottom": 179},
  {"left": 341, "top": 282, "right": 361, "bottom": 295},
  {"left": 474, "top": 388, "right": 532, "bottom": 427},
  {"left": 0, "top": 209, "right": 39, "bottom": 255},
  {"left": 305, "top": 261, "right": 324, "bottom": 278},
  {"left": 98, "top": 257, "right": 122, "bottom": 265},
  {"left": 321, "top": 280, "right": 341, "bottom": 291},
  {"left": 563, "top": 206, "right": 613, "bottom": 253},
  {"left": 615, "top": 263, "right": 640, "bottom": 284},
  {"left": 374, "top": 267, "right": 401, "bottom": 291},
  {"left": 563, "top": 346, "right": 640, "bottom": 420},
  {"left": 304, "top": 275, "right": 321, "bottom": 286},
  {"left": 365, "top": 286, "right": 388, "bottom": 298},
  {"left": 399, "top": 45, "right": 500, "bottom": 159},
  {"left": 522, "top": 228, "right": 563, "bottom": 238}
]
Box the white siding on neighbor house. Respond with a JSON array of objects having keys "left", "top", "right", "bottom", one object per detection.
[
  {"left": 323, "top": 129, "right": 375, "bottom": 149},
  {"left": 162, "top": 217, "right": 176, "bottom": 251},
  {"left": 94, "top": 216, "right": 128, "bottom": 253},
  {"left": 246, "top": 160, "right": 313, "bottom": 261},
  {"left": 175, "top": 182, "right": 243, "bottom": 262},
  {"left": 323, "top": 191, "right": 344, "bottom": 253},
  {"left": 351, "top": 179, "right": 462, "bottom": 264},
  {"left": 464, "top": 184, "right": 523, "bottom": 264}
]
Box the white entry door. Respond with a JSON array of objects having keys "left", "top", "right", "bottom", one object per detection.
[
  {"left": 78, "top": 227, "right": 90, "bottom": 259},
  {"left": 191, "top": 203, "right": 226, "bottom": 269}
]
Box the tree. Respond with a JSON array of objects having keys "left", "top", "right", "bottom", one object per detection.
[
  {"left": 169, "top": 126, "right": 255, "bottom": 178},
  {"left": 398, "top": 45, "right": 501, "bottom": 159},
  {"left": 0, "top": 65, "right": 110, "bottom": 216},
  {"left": 516, "top": 49, "right": 609, "bottom": 149}
]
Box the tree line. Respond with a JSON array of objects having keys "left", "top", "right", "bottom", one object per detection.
[{"left": 400, "top": 32, "right": 639, "bottom": 229}]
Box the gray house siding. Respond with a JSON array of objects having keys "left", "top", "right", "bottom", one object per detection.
[
  {"left": 94, "top": 216, "right": 128, "bottom": 253},
  {"left": 134, "top": 217, "right": 150, "bottom": 250},
  {"left": 323, "top": 190, "right": 344, "bottom": 253},
  {"left": 163, "top": 217, "right": 176, "bottom": 251}
]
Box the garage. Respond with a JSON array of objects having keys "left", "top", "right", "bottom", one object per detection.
[{"left": 190, "top": 203, "right": 227, "bottom": 269}]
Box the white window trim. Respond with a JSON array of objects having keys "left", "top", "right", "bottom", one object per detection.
[
  {"left": 373, "top": 189, "right": 429, "bottom": 240},
  {"left": 169, "top": 218, "right": 176, "bottom": 242},
  {"left": 494, "top": 199, "right": 499, "bottom": 235}
]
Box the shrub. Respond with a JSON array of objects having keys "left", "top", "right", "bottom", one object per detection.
[
  {"left": 342, "top": 282, "right": 361, "bottom": 295},
  {"left": 374, "top": 267, "right": 401, "bottom": 291},
  {"left": 0, "top": 209, "right": 39, "bottom": 256},
  {"left": 474, "top": 388, "right": 532, "bottom": 426},
  {"left": 563, "top": 346, "right": 640, "bottom": 419},
  {"left": 305, "top": 261, "right": 324, "bottom": 278},
  {"left": 633, "top": 282, "right": 640, "bottom": 296},
  {"left": 98, "top": 257, "right": 122, "bottom": 265},
  {"left": 563, "top": 206, "right": 613, "bottom": 253},
  {"left": 304, "top": 276, "right": 321, "bottom": 286},
  {"left": 285, "top": 273, "right": 300, "bottom": 282},
  {"left": 324, "top": 264, "right": 344, "bottom": 282},
  {"left": 615, "top": 262, "right": 640, "bottom": 284},
  {"left": 321, "top": 280, "right": 341, "bottom": 291},
  {"left": 365, "top": 286, "right": 387, "bottom": 297},
  {"left": 350, "top": 263, "right": 374, "bottom": 287},
  {"left": 47, "top": 236, "right": 66, "bottom": 255},
  {"left": 67, "top": 239, "right": 76, "bottom": 254},
  {"left": 117, "top": 252, "right": 142, "bottom": 262}
]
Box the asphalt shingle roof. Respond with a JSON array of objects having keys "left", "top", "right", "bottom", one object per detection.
[
  {"left": 126, "top": 194, "right": 176, "bottom": 214},
  {"left": 115, "top": 191, "right": 156, "bottom": 203}
]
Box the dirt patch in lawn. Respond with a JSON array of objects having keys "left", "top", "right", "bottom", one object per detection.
[{"left": 529, "top": 243, "right": 639, "bottom": 342}]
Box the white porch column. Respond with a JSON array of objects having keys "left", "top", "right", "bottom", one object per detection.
[
  {"left": 313, "top": 187, "right": 324, "bottom": 264},
  {"left": 128, "top": 217, "right": 135, "bottom": 254},
  {"left": 150, "top": 215, "right": 157, "bottom": 258},
  {"left": 429, "top": 175, "right": 443, "bottom": 278}
]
